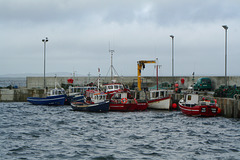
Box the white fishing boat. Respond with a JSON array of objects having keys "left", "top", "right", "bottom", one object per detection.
[{"left": 148, "top": 89, "right": 171, "bottom": 110}]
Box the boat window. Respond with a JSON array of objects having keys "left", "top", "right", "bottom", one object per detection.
[
  {"left": 114, "top": 85, "right": 118, "bottom": 89},
  {"left": 115, "top": 94, "right": 121, "bottom": 99},
  {"left": 108, "top": 86, "right": 113, "bottom": 89},
  {"left": 151, "top": 92, "right": 153, "bottom": 98},
  {"left": 187, "top": 95, "right": 192, "bottom": 100},
  {"left": 156, "top": 92, "right": 159, "bottom": 98},
  {"left": 119, "top": 85, "right": 123, "bottom": 89},
  {"left": 160, "top": 91, "right": 165, "bottom": 97}
]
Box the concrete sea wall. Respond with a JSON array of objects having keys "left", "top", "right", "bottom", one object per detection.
[
  {"left": 26, "top": 76, "right": 240, "bottom": 90},
  {"left": 0, "top": 88, "right": 45, "bottom": 102}
]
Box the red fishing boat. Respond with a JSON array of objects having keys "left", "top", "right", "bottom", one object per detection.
[
  {"left": 109, "top": 91, "right": 148, "bottom": 112},
  {"left": 179, "top": 94, "right": 220, "bottom": 117}
]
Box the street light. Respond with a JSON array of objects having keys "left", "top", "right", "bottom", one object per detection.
[
  {"left": 222, "top": 25, "right": 228, "bottom": 86},
  {"left": 42, "top": 37, "right": 48, "bottom": 89},
  {"left": 170, "top": 35, "right": 174, "bottom": 77}
]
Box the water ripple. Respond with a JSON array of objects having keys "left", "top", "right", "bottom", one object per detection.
[{"left": 0, "top": 103, "right": 240, "bottom": 159}]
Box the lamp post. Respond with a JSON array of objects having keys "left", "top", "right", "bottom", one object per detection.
[
  {"left": 42, "top": 37, "right": 48, "bottom": 89},
  {"left": 170, "top": 35, "right": 174, "bottom": 77},
  {"left": 222, "top": 25, "right": 228, "bottom": 86}
]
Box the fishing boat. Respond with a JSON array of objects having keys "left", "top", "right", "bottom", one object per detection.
[
  {"left": 148, "top": 89, "right": 171, "bottom": 110},
  {"left": 27, "top": 94, "right": 66, "bottom": 105},
  {"left": 178, "top": 93, "right": 220, "bottom": 117},
  {"left": 27, "top": 82, "right": 66, "bottom": 106},
  {"left": 109, "top": 91, "right": 148, "bottom": 111},
  {"left": 145, "top": 58, "right": 171, "bottom": 110},
  {"left": 65, "top": 86, "right": 97, "bottom": 104},
  {"left": 71, "top": 92, "right": 109, "bottom": 112}
]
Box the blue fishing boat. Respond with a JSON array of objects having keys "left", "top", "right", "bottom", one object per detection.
[
  {"left": 71, "top": 92, "right": 109, "bottom": 112},
  {"left": 27, "top": 94, "right": 66, "bottom": 105},
  {"left": 71, "top": 101, "right": 109, "bottom": 112},
  {"left": 27, "top": 82, "right": 66, "bottom": 106}
]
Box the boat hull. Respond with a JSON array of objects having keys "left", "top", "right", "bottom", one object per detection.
[
  {"left": 109, "top": 102, "right": 148, "bottom": 111},
  {"left": 27, "top": 95, "right": 66, "bottom": 106},
  {"left": 179, "top": 103, "right": 219, "bottom": 117},
  {"left": 71, "top": 101, "right": 110, "bottom": 112},
  {"left": 65, "top": 95, "right": 84, "bottom": 105},
  {"left": 148, "top": 96, "right": 171, "bottom": 110}
]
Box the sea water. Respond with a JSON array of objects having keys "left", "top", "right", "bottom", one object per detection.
[{"left": 0, "top": 102, "right": 239, "bottom": 160}]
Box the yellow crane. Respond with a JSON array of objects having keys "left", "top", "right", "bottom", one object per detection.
[{"left": 137, "top": 60, "right": 156, "bottom": 91}]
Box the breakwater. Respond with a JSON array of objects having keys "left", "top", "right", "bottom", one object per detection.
[
  {"left": 26, "top": 76, "right": 240, "bottom": 90},
  {"left": 0, "top": 88, "right": 239, "bottom": 118}
]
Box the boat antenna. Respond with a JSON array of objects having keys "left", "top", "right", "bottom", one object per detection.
[{"left": 106, "top": 41, "right": 119, "bottom": 81}]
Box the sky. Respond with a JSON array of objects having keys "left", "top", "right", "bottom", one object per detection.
[{"left": 0, "top": 0, "right": 239, "bottom": 77}]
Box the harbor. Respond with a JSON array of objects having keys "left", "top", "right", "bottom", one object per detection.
[
  {"left": 1, "top": 76, "right": 240, "bottom": 118},
  {"left": 2, "top": 1, "right": 240, "bottom": 159}
]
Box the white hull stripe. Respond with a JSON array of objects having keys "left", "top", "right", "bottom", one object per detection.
[{"left": 179, "top": 105, "right": 199, "bottom": 112}]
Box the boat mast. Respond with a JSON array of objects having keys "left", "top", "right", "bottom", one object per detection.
[
  {"left": 155, "top": 58, "right": 161, "bottom": 90},
  {"left": 109, "top": 49, "right": 114, "bottom": 81},
  {"left": 108, "top": 41, "right": 119, "bottom": 81},
  {"left": 98, "top": 68, "right": 101, "bottom": 91},
  {"left": 156, "top": 58, "right": 158, "bottom": 90}
]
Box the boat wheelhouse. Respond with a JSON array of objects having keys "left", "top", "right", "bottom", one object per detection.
[
  {"left": 71, "top": 92, "right": 109, "bottom": 112},
  {"left": 103, "top": 83, "right": 124, "bottom": 93},
  {"left": 148, "top": 89, "right": 171, "bottom": 110},
  {"left": 68, "top": 86, "right": 97, "bottom": 96}
]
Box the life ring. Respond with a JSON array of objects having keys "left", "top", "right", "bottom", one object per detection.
[{"left": 121, "top": 98, "right": 128, "bottom": 104}]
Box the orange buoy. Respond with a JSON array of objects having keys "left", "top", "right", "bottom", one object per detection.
[
  {"left": 217, "top": 108, "right": 221, "bottom": 114},
  {"left": 172, "top": 103, "right": 177, "bottom": 109}
]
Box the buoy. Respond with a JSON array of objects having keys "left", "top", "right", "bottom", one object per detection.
[
  {"left": 217, "top": 108, "right": 221, "bottom": 114},
  {"left": 172, "top": 103, "right": 177, "bottom": 109},
  {"left": 181, "top": 78, "right": 185, "bottom": 84},
  {"left": 214, "top": 99, "right": 217, "bottom": 104}
]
